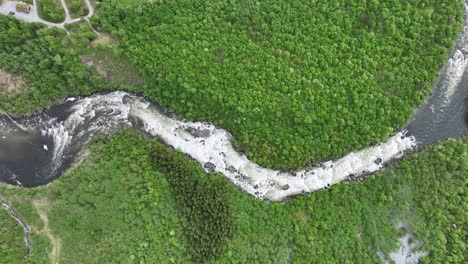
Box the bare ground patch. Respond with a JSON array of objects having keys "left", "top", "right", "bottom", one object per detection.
[
  {"left": 0, "top": 69, "right": 27, "bottom": 92},
  {"left": 90, "top": 32, "right": 115, "bottom": 47}
]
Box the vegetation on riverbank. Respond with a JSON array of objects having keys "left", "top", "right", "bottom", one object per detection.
[
  {"left": 0, "top": 199, "right": 52, "bottom": 263},
  {"left": 0, "top": 2, "right": 466, "bottom": 263},
  {"left": 0, "top": 0, "right": 464, "bottom": 169},
  {"left": 92, "top": 0, "right": 464, "bottom": 169},
  {"left": 0, "top": 131, "right": 465, "bottom": 263},
  {"left": 0, "top": 208, "right": 25, "bottom": 263},
  {"left": 0, "top": 16, "right": 106, "bottom": 115},
  {"left": 37, "top": 0, "right": 65, "bottom": 23}
]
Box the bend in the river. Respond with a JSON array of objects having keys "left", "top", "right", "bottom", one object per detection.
[{"left": 0, "top": 2, "right": 466, "bottom": 202}]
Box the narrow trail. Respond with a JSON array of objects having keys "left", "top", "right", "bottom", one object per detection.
[
  {"left": 33, "top": 199, "right": 61, "bottom": 264},
  {"left": 0, "top": 194, "right": 31, "bottom": 259}
]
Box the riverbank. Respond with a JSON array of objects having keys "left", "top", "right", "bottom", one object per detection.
[{"left": 1, "top": 132, "right": 465, "bottom": 263}]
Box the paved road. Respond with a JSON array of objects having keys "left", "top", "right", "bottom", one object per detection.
[{"left": 0, "top": 0, "right": 95, "bottom": 30}]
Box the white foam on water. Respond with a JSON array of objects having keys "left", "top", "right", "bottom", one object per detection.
[
  {"left": 38, "top": 92, "right": 132, "bottom": 175},
  {"left": 130, "top": 95, "right": 416, "bottom": 201},
  {"left": 5, "top": 1, "right": 466, "bottom": 199},
  {"left": 28, "top": 91, "right": 416, "bottom": 201},
  {"left": 440, "top": 3, "right": 468, "bottom": 107}
]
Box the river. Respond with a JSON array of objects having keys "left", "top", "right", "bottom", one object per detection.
[{"left": 0, "top": 5, "right": 467, "bottom": 202}]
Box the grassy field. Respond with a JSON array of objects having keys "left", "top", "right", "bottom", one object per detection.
[
  {"left": 0, "top": 131, "right": 465, "bottom": 263},
  {"left": 65, "top": 0, "right": 88, "bottom": 18},
  {"left": 37, "top": 0, "right": 65, "bottom": 23}
]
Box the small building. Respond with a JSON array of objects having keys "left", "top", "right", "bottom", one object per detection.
[{"left": 16, "top": 1, "right": 32, "bottom": 14}]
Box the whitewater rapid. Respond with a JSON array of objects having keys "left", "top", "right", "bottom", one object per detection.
[
  {"left": 2, "top": 92, "right": 416, "bottom": 201},
  {"left": 0, "top": 2, "right": 466, "bottom": 201}
]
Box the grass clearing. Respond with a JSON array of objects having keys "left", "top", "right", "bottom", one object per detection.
[
  {"left": 0, "top": 69, "right": 27, "bottom": 92},
  {"left": 81, "top": 46, "right": 145, "bottom": 87}
]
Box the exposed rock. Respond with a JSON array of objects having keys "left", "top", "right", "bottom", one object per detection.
[
  {"left": 281, "top": 184, "right": 290, "bottom": 190},
  {"left": 374, "top": 158, "right": 383, "bottom": 165},
  {"left": 226, "top": 165, "right": 237, "bottom": 173},
  {"left": 186, "top": 127, "right": 211, "bottom": 138},
  {"left": 290, "top": 170, "right": 297, "bottom": 176},
  {"left": 253, "top": 184, "right": 259, "bottom": 189},
  {"left": 122, "top": 95, "right": 132, "bottom": 104},
  {"left": 203, "top": 162, "right": 216, "bottom": 172}
]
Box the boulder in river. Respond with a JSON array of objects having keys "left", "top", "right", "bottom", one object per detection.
[
  {"left": 226, "top": 165, "right": 237, "bottom": 173},
  {"left": 203, "top": 162, "right": 216, "bottom": 172},
  {"left": 186, "top": 127, "right": 211, "bottom": 138}
]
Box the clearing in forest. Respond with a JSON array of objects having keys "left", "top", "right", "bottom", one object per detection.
[{"left": 0, "top": 69, "right": 26, "bottom": 92}]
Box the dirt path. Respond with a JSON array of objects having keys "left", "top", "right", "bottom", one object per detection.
[{"left": 33, "top": 199, "right": 61, "bottom": 264}]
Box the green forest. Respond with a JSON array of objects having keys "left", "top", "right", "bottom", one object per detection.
[
  {"left": 0, "top": 0, "right": 467, "bottom": 263},
  {"left": 65, "top": 0, "right": 89, "bottom": 18},
  {"left": 0, "top": 132, "right": 466, "bottom": 263},
  {"left": 0, "top": 16, "right": 107, "bottom": 114},
  {"left": 0, "top": 0, "right": 464, "bottom": 169},
  {"left": 0, "top": 208, "right": 25, "bottom": 263},
  {"left": 92, "top": 0, "right": 464, "bottom": 169},
  {"left": 37, "top": 0, "right": 66, "bottom": 23}
]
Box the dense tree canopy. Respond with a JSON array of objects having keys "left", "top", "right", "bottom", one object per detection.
[
  {"left": 65, "top": 0, "right": 89, "bottom": 18},
  {"left": 37, "top": 0, "right": 66, "bottom": 23},
  {"left": 0, "top": 16, "right": 106, "bottom": 114},
  {"left": 0, "top": 1, "right": 466, "bottom": 263},
  {"left": 93, "top": 0, "right": 464, "bottom": 169},
  {"left": 0, "top": 208, "right": 25, "bottom": 263},
  {"left": 1, "top": 132, "right": 465, "bottom": 263}
]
